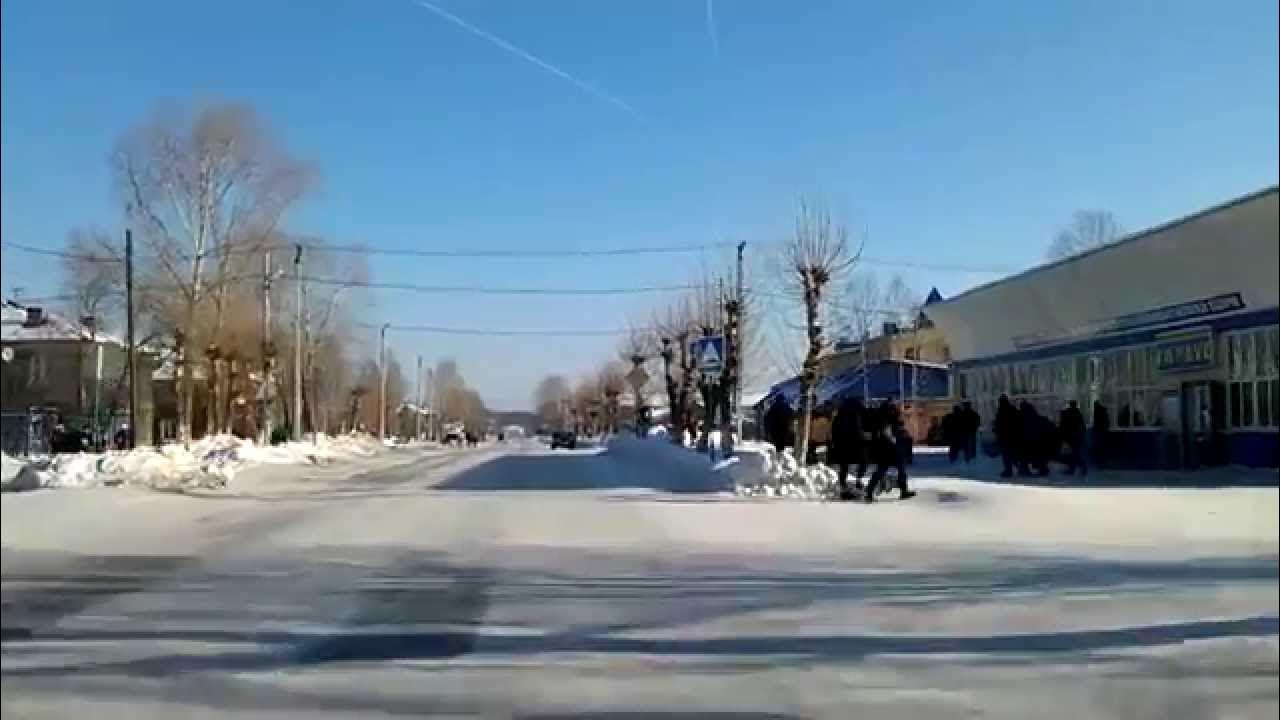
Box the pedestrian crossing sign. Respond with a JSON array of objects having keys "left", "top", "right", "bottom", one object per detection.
[{"left": 691, "top": 336, "right": 725, "bottom": 374}]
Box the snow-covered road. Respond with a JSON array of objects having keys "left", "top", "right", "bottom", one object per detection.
[{"left": 2, "top": 439, "right": 1277, "bottom": 718}]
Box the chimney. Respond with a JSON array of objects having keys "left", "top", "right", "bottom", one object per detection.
[
  {"left": 882, "top": 321, "right": 900, "bottom": 336},
  {"left": 23, "top": 306, "right": 45, "bottom": 327}
]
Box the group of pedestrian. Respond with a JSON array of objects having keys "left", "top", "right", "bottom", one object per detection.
[
  {"left": 940, "top": 402, "right": 982, "bottom": 464},
  {"left": 993, "top": 394, "right": 1108, "bottom": 478},
  {"left": 827, "top": 396, "right": 916, "bottom": 503}
]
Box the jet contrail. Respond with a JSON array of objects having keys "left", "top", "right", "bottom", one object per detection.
[
  {"left": 706, "top": 0, "right": 720, "bottom": 60},
  {"left": 413, "top": 0, "right": 644, "bottom": 121}
]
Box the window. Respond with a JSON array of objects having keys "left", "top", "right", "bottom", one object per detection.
[
  {"left": 1226, "top": 326, "right": 1280, "bottom": 430},
  {"left": 1098, "top": 346, "right": 1162, "bottom": 429}
]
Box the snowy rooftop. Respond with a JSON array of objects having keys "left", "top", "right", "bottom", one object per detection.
[{"left": 1, "top": 300, "right": 125, "bottom": 346}]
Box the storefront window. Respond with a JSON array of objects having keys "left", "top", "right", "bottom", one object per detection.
[{"left": 1227, "top": 327, "right": 1280, "bottom": 430}]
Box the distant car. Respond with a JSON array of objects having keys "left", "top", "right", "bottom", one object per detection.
[{"left": 550, "top": 431, "right": 577, "bottom": 449}]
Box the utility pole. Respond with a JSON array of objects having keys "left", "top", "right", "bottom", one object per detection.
[
  {"left": 261, "top": 250, "right": 274, "bottom": 444},
  {"left": 378, "top": 322, "right": 390, "bottom": 440},
  {"left": 293, "top": 244, "right": 304, "bottom": 441},
  {"left": 734, "top": 241, "right": 746, "bottom": 437},
  {"left": 415, "top": 354, "right": 423, "bottom": 440},
  {"left": 125, "top": 229, "right": 137, "bottom": 449}
]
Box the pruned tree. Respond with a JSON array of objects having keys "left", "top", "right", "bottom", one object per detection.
[
  {"left": 112, "top": 101, "right": 314, "bottom": 444},
  {"left": 784, "top": 197, "right": 858, "bottom": 467},
  {"left": 1047, "top": 210, "right": 1124, "bottom": 260},
  {"left": 618, "top": 323, "right": 654, "bottom": 430},
  {"left": 654, "top": 297, "right": 696, "bottom": 440}
]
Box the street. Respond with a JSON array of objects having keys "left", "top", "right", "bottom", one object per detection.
[{"left": 2, "top": 439, "right": 1277, "bottom": 719}]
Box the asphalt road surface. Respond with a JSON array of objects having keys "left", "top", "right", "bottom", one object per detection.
[{"left": 2, "top": 439, "right": 1276, "bottom": 719}]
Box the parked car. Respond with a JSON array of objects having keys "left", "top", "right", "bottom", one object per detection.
[{"left": 550, "top": 430, "right": 577, "bottom": 449}]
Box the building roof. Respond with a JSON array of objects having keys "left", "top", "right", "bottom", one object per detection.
[
  {"left": 935, "top": 184, "right": 1279, "bottom": 309},
  {"left": 924, "top": 185, "right": 1280, "bottom": 363},
  {"left": 757, "top": 359, "right": 950, "bottom": 411},
  {"left": 1, "top": 300, "right": 126, "bottom": 346}
]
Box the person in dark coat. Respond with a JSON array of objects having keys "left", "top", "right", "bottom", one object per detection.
[
  {"left": 961, "top": 402, "right": 981, "bottom": 463},
  {"left": 943, "top": 405, "right": 964, "bottom": 463},
  {"left": 1059, "top": 400, "right": 1087, "bottom": 475},
  {"left": 993, "top": 394, "right": 1023, "bottom": 478},
  {"left": 763, "top": 397, "right": 794, "bottom": 454},
  {"left": 1091, "top": 401, "right": 1111, "bottom": 469},
  {"left": 864, "top": 401, "right": 915, "bottom": 503},
  {"left": 828, "top": 396, "right": 867, "bottom": 498},
  {"left": 1020, "top": 401, "right": 1051, "bottom": 476}
]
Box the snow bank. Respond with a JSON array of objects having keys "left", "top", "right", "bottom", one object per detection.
[
  {"left": 3, "top": 432, "right": 392, "bottom": 492},
  {"left": 1, "top": 453, "right": 41, "bottom": 492},
  {"left": 726, "top": 442, "right": 842, "bottom": 499}
]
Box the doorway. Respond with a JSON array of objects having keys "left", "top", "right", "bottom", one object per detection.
[{"left": 1181, "top": 380, "right": 1226, "bottom": 467}]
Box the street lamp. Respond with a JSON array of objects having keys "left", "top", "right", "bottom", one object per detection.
[{"left": 378, "top": 322, "right": 391, "bottom": 440}]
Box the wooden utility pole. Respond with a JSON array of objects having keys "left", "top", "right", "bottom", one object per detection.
[
  {"left": 261, "top": 250, "right": 275, "bottom": 444},
  {"left": 415, "top": 354, "right": 423, "bottom": 440},
  {"left": 125, "top": 229, "right": 137, "bottom": 449},
  {"left": 378, "top": 323, "right": 390, "bottom": 440},
  {"left": 293, "top": 244, "right": 304, "bottom": 440},
  {"left": 735, "top": 241, "right": 745, "bottom": 436}
]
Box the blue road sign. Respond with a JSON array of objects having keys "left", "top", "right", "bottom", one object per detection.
[{"left": 691, "top": 336, "right": 725, "bottom": 374}]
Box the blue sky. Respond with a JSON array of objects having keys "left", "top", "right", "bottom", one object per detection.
[{"left": 3, "top": 0, "right": 1277, "bottom": 410}]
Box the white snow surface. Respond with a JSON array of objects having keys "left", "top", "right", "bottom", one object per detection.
[
  {"left": 0, "top": 437, "right": 1276, "bottom": 718},
  {"left": 4, "top": 432, "right": 397, "bottom": 492}
]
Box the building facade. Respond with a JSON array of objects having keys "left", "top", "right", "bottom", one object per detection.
[
  {"left": 926, "top": 186, "right": 1279, "bottom": 469},
  {"left": 1, "top": 301, "right": 155, "bottom": 451}
]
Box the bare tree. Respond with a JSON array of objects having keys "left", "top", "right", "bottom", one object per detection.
[
  {"left": 112, "top": 101, "right": 313, "bottom": 443},
  {"left": 533, "top": 374, "right": 572, "bottom": 429},
  {"left": 654, "top": 297, "right": 696, "bottom": 440},
  {"left": 597, "top": 361, "right": 627, "bottom": 433},
  {"left": 1047, "top": 210, "right": 1124, "bottom": 260},
  {"left": 60, "top": 227, "right": 124, "bottom": 330},
  {"left": 784, "top": 197, "right": 858, "bottom": 467}
]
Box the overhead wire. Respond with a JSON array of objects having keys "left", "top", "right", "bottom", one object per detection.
[{"left": 4, "top": 239, "right": 1021, "bottom": 274}]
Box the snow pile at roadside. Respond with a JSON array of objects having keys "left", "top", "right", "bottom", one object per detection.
[
  {"left": 5, "top": 432, "right": 393, "bottom": 492},
  {"left": 726, "top": 442, "right": 840, "bottom": 499},
  {"left": 1, "top": 453, "right": 42, "bottom": 492}
]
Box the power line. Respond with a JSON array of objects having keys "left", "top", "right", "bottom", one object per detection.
[
  {"left": 302, "top": 276, "right": 701, "bottom": 296},
  {"left": 298, "top": 241, "right": 737, "bottom": 259},
  {"left": 358, "top": 322, "right": 634, "bottom": 337},
  {"left": 2, "top": 241, "right": 119, "bottom": 263},
  {"left": 5, "top": 239, "right": 1022, "bottom": 274}
]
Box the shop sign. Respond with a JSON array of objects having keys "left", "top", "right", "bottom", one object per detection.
[
  {"left": 1014, "top": 292, "right": 1244, "bottom": 350},
  {"left": 1155, "top": 332, "right": 1215, "bottom": 372}
]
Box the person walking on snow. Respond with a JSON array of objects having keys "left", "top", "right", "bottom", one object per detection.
[
  {"left": 1020, "top": 401, "right": 1051, "bottom": 476},
  {"left": 943, "top": 404, "right": 964, "bottom": 463},
  {"left": 864, "top": 401, "right": 915, "bottom": 503},
  {"left": 961, "top": 401, "right": 981, "bottom": 463},
  {"left": 1091, "top": 401, "right": 1111, "bottom": 470},
  {"left": 763, "top": 397, "right": 793, "bottom": 455},
  {"left": 994, "top": 394, "right": 1023, "bottom": 478},
  {"left": 829, "top": 396, "right": 867, "bottom": 499},
  {"left": 1059, "top": 400, "right": 1087, "bottom": 475}
]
